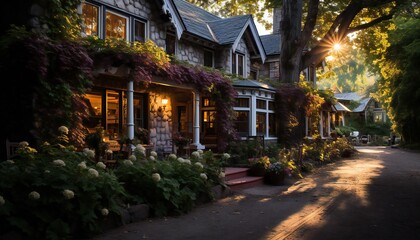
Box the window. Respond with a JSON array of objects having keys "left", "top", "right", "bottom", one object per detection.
[
  {"left": 269, "top": 113, "right": 276, "bottom": 137},
  {"left": 202, "top": 110, "right": 216, "bottom": 135},
  {"left": 202, "top": 98, "right": 215, "bottom": 107},
  {"left": 85, "top": 92, "right": 103, "bottom": 129},
  {"left": 256, "top": 99, "right": 266, "bottom": 109},
  {"left": 232, "top": 52, "right": 245, "bottom": 76},
  {"left": 166, "top": 34, "right": 176, "bottom": 56},
  {"left": 268, "top": 101, "right": 275, "bottom": 110},
  {"left": 134, "top": 19, "right": 146, "bottom": 42},
  {"left": 82, "top": 3, "right": 99, "bottom": 36},
  {"left": 81, "top": 3, "right": 148, "bottom": 42},
  {"left": 256, "top": 112, "right": 266, "bottom": 136},
  {"left": 106, "top": 11, "right": 127, "bottom": 40},
  {"left": 204, "top": 50, "right": 214, "bottom": 68},
  {"left": 235, "top": 98, "right": 249, "bottom": 108},
  {"left": 234, "top": 111, "right": 249, "bottom": 137}
]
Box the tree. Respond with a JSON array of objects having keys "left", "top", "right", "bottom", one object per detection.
[{"left": 187, "top": 0, "right": 418, "bottom": 83}]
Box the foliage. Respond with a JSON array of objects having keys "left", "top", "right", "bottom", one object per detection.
[
  {"left": 0, "top": 131, "right": 126, "bottom": 239},
  {"left": 302, "top": 136, "right": 355, "bottom": 162},
  {"left": 248, "top": 156, "right": 270, "bottom": 170},
  {"left": 372, "top": 18, "right": 420, "bottom": 145},
  {"left": 172, "top": 132, "right": 191, "bottom": 149},
  {"left": 113, "top": 150, "right": 226, "bottom": 217},
  {"left": 134, "top": 128, "right": 149, "bottom": 144},
  {"left": 266, "top": 162, "right": 286, "bottom": 175},
  {"left": 226, "top": 138, "right": 264, "bottom": 165}
]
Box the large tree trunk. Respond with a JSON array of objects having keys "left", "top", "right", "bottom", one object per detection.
[{"left": 279, "top": 0, "right": 304, "bottom": 84}]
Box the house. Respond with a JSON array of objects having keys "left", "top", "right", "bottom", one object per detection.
[{"left": 335, "top": 92, "right": 388, "bottom": 124}]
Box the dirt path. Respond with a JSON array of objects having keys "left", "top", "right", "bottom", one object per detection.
[{"left": 93, "top": 146, "right": 420, "bottom": 240}]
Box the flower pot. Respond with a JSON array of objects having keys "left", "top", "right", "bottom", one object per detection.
[{"left": 267, "top": 171, "right": 285, "bottom": 186}]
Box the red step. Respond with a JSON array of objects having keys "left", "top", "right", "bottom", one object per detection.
[{"left": 224, "top": 167, "right": 264, "bottom": 191}]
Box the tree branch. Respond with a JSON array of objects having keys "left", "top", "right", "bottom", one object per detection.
[
  {"left": 301, "top": 0, "right": 320, "bottom": 45},
  {"left": 347, "top": 12, "right": 395, "bottom": 34}
]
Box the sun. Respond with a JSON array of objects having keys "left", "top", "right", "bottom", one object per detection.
[{"left": 332, "top": 43, "right": 342, "bottom": 51}]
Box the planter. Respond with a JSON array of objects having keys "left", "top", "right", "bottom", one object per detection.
[{"left": 266, "top": 171, "right": 285, "bottom": 186}]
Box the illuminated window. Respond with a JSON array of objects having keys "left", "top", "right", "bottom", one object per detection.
[
  {"left": 105, "top": 11, "right": 127, "bottom": 40},
  {"left": 256, "top": 112, "right": 266, "bottom": 135},
  {"left": 234, "top": 111, "right": 249, "bottom": 137},
  {"left": 81, "top": 3, "right": 99, "bottom": 36},
  {"left": 202, "top": 110, "right": 216, "bottom": 135},
  {"left": 235, "top": 98, "right": 249, "bottom": 108},
  {"left": 202, "top": 98, "right": 215, "bottom": 107}
]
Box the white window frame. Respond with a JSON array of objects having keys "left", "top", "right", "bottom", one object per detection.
[
  {"left": 232, "top": 52, "right": 245, "bottom": 76},
  {"left": 105, "top": 10, "right": 129, "bottom": 40},
  {"left": 133, "top": 18, "right": 148, "bottom": 43},
  {"left": 233, "top": 97, "right": 251, "bottom": 138}
]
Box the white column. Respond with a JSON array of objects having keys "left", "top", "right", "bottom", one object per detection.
[
  {"left": 327, "top": 112, "right": 331, "bottom": 137},
  {"left": 251, "top": 92, "right": 257, "bottom": 136},
  {"left": 192, "top": 91, "right": 205, "bottom": 149},
  {"left": 127, "top": 81, "right": 134, "bottom": 140},
  {"left": 319, "top": 111, "right": 324, "bottom": 138}
]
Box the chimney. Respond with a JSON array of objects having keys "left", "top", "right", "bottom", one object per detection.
[{"left": 272, "top": 8, "right": 281, "bottom": 34}]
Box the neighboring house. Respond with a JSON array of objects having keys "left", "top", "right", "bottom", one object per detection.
[{"left": 335, "top": 92, "right": 388, "bottom": 124}]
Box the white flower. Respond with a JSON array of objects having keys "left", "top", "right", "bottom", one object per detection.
[
  {"left": 128, "top": 155, "right": 137, "bottom": 161},
  {"left": 150, "top": 151, "right": 158, "bottom": 157},
  {"left": 123, "top": 160, "right": 133, "bottom": 166},
  {"left": 63, "top": 189, "right": 75, "bottom": 199},
  {"left": 53, "top": 159, "right": 66, "bottom": 167},
  {"left": 135, "top": 144, "right": 146, "bottom": 152},
  {"left": 96, "top": 162, "right": 106, "bottom": 169},
  {"left": 83, "top": 148, "right": 95, "bottom": 159},
  {"left": 101, "top": 208, "right": 109, "bottom": 216},
  {"left": 28, "top": 191, "right": 40, "bottom": 200},
  {"left": 19, "top": 141, "right": 29, "bottom": 147},
  {"left": 88, "top": 168, "right": 99, "bottom": 177},
  {"left": 152, "top": 173, "right": 161, "bottom": 182},
  {"left": 6, "top": 160, "right": 14, "bottom": 164},
  {"left": 200, "top": 173, "right": 208, "bottom": 180},
  {"left": 149, "top": 156, "right": 156, "bottom": 161},
  {"left": 197, "top": 150, "right": 203, "bottom": 155},
  {"left": 105, "top": 149, "right": 113, "bottom": 154},
  {"left": 0, "top": 195, "right": 5, "bottom": 205},
  {"left": 219, "top": 171, "right": 225, "bottom": 178},
  {"left": 168, "top": 154, "right": 177, "bottom": 161},
  {"left": 177, "top": 157, "right": 185, "bottom": 163},
  {"left": 184, "top": 159, "right": 191, "bottom": 165},
  {"left": 222, "top": 153, "right": 231, "bottom": 159},
  {"left": 44, "top": 170, "right": 50, "bottom": 173},
  {"left": 78, "top": 161, "right": 87, "bottom": 169},
  {"left": 58, "top": 126, "right": 69, "bottom": 135},
  {"left": 194, "top": 162, "right": 204, "bottom": 168},
  {"left": 191, "top": 151, "right": 200, "bottom": 159}
]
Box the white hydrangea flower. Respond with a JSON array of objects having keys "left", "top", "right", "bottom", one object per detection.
[
  {"left": 44, "top": 170, "right": 50, "bottom": 173},
  {"left": 58, "top": 126, "right": 69, "bottom": 135},
  {"left": 149, "top": 156, "right": 156, "bottom": 161},
  {"left": 83, "top": 148, "right": 95, "bottom": 159},
  {"left": 101, "top": 208, "right": 109, "bottom": 216},
  {"left": 123, "top": 160, "right": 133, "bottom": 166},
  {"left": 135, "top": 144, "right": 146, "bottom": 152},
  {"left": 194, "top": 162, "right": 204, "bottom": 168},
  {"left": 197, "top": 150, "right": 203, "bottom": 155},
  {"left": 78, "top": 161, "right": 87, "bottom": 169},
  {"left": 53, "top": 159, "right": 66, "bottom": 167},
  {"left": 105, "top": 149, "right": 113, "bottom": 154},
  {"left": 88, "top": 168, "right": 99, "bottom": 177},
  {"left": 184, "top": 159, "right": 191, "bottom": 165},
  {"left": 19, "top": 141, "right": 29, "bottom": 147},
  {"left": 150, "top": 151, "right": 158, "bottom": 157},
  {"left": 152, "top": 173, "right": 161, "bottom": 182},
  {"left": 191, "top": 151, "right": 200, "bottom": 159},
  {"left": 63, "top": 189, "right": 75, "bottom": 199},
  {"left": 219, "top": 171, "right": 225, "bottom": 178},
  {"left": 6, "top": 160, "right": 14, "bottom": 164},
  {"left": 0, "top": 195, "right": 5, "bottom": 205},
  {"left": 200, "top": 173, "right": 208, "bottom": 180},
  {"left": 177, "top": 157, "right": 185, "bottom": 163},
  {"left": 128, "top": 155, "right": 137, "bottom": 161},
  {"left": 28, "top": 191, "right": 40, "bottom": 200},
  {"left": 168, "top": 154, "right": 177, "bottom": 161},
  {"left": 96, "top": 162, "right": 106, "bottom": 170},
  {"left": 222, "top": 153, "right": 231, "bottom": 159}
]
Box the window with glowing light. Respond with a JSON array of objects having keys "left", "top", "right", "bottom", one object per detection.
[
  {"left": 106, "top": 11, "right": 127, "bottom": 40},
  {"left": 81, "top": 3, "right": 99, "bottom": 36}
]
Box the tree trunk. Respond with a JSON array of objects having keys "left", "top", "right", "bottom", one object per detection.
[{"left": 279, "top": 0, "right": 305, "bottom": 83}]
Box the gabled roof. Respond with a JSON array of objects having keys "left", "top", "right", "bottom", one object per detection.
[
  {"left": 172, "top": 0, "right": 266, "bottom": 62},
  {"left": 334, "top": 102, "right": 351, "bottom": 112},
  {"left": 232, "top": 79, "right": 276, "bottom": 91},
  {"left": 161, "top": 0, "right": 186, "bottom": 39},
  {"left": 353, "top": 97, "right": 371, "bottom": 112},
  {"left": 260, "top": 34, "right": 281, "bottom": 55},
  {"left": 334, "top": 92, "right": 364, "bottom": 101}
]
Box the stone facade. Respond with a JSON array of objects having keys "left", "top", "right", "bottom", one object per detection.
[
  {"left": 148, "top": 92, "right": 173, "bottom": 153},
  {"left": 176, "top": 40, "right": 204, "bottom": 65}
]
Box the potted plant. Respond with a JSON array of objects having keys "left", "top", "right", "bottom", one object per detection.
[
  {"left": 248, "top": 156, "right": 270, "bottom": 176},
  {"left": 266, "top": 162, "right": 286, "bottom": 185}
]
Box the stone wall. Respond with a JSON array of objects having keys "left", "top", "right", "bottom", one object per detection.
[
  {"left": 149, "top": 92, "right": 173, "bottom": 153},
  {"left": 176, "top": 40, "right": 204, "bottom": 65}
]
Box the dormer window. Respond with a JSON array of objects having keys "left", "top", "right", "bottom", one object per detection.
[{"left": 134, "top": 19, "right": 146, "bottom": 42}]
